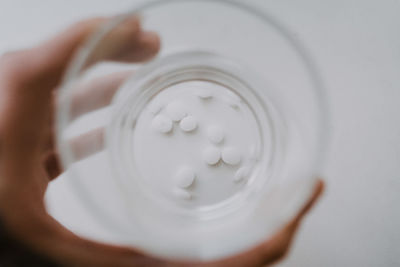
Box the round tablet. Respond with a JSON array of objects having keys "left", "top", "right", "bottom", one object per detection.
[
  {"left": 234, "top": 166, "right": 252, "bottom": 183},
  {"left": 222, "top": 147, "right": 241, "bottom": 165},
  {"left": 174, "top": 166, "right": 196, "bottom": 188},
  {"left": 173, "top": 188, "right": 192, "bottom": 200},
  {"left": 179, "top": 115, "right": 197, "bottom": 132},
  {"left": 203, "top": 146, "right": 221, "bottom": 165},
  {"left": 166, "top": 101, "right": 187, "bottom": 121},
  {"left": 151, "top": 114, "right": 173, "bottom": 133},
  {"left": 206, "top": 125, "right": 224, "bottom": 144},
  {"left": 196, "top": 89, "right": 213, "bottom": 99}
]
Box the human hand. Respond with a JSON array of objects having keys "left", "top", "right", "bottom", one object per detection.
[{"left": 0, "top": 17, "right": 324, "bottom": 266}]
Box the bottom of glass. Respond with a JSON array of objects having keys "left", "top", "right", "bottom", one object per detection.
[{"left": 107, "top": 51, "right": 278, "bottom": 220}]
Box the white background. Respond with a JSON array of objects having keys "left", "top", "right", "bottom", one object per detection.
[{"left": 1, "top": 0, "right": 399, "bottom": 266}]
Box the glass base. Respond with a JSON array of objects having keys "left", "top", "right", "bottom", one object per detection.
[{"left": 107, "top": 51, "right": 280, "bottom": 220}]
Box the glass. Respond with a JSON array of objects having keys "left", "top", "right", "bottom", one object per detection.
[{"left": 56, "top": 0, "right": 329, "bottom": 261}]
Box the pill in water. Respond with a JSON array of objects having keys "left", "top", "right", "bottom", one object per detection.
[
  {"left": 222, "top": 147, "right": 241, "bottom": 165},
  {"left": 166, "top": 101, "right": 186, "bottom": 121},
  {"left": 175, "top": 166, "right": 196, "bottom": 188},
  {"left": 234, "top": 166, "right": 252, "bottom": 183},
  {"left": 196, "top": 89, "right": 213, "bottom": 100},
  {"left": 207, "top": 125, "right": 224, "bottom": 144},
  {"left": 203, "top": 146, "right": 221, "bottom": 165},
  {"left": 151, "top": 114, "right": 173, "bottom": 133},
  {"left": 173, "top": 188, "right": 192, "bottom": 200},
  {"left": 179, "top": 115, "right": 197, "bottom": 132}
]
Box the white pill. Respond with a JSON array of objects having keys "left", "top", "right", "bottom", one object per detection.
[
  {"left": 151, "top": 114, "right": 173, "bottom": 133},
  {"left": 166, "top": 101, "right": 186, "bottom": 121},
  {"left": 179, "top": 115, "right": 197, "bottom": 132},
  {"left": 222, "top": 147, "right": 241, "bottom": 165},
  {"left": 234, "top": 166, "right": 252, "bottom": 183},
  {"left": 175, "top": 166, "right": 196, "bottom": 188},
  {"left": 173, "top": 188, "right": 192, "bottom": 200},
  {"left": 207, "top": 125, "right": 224, "bottom": 144},
  {"left": 196, "top": 89, "right": 213, "bottom": 99},
  {"left": 203, "top": 146, "right": 221, "bottom": 165}
]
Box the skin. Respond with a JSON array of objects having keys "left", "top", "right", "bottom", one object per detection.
[{"left": 0, "top": 17, "right": 324, "bottom": 266}]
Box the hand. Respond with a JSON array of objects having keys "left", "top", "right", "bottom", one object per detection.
[{"left": 0, "top": 17, "right": 324, "bottom": 266}]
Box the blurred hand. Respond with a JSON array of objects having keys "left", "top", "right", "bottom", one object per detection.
[{"left": 0, "top": 17, "right": 324, "bottom": 266}]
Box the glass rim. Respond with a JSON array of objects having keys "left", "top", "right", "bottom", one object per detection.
[{"left": 56, "top": 0, "right": 331, "bottom": 256}]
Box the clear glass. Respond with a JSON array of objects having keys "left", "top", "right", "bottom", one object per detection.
[{"left": 56, "top": 0, "right": 329, "bottom": 261}]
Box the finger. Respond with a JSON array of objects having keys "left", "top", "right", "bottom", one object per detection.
[
  {"left": 121, "top": 31, "right": 159, "bottom": 62},
  {"left": 0, "top": 18, "right": 107, "bottom": 93},
  {"left": 0, "top": 16, "right": 159, "bottom": 158},
  {"left": 11, "top": 127, "right": 105, "bottom": 182},
  {"left": 36, "top": 16, "right": 159, "bottom": 89},
  {"left": 44, "top": 127, "right": 106, "bottom": 180},
  {"left": 2, "top": 16, "right": 160, "bottom": 103},
  {"left": 288, "top": 179, "right": 325, "bottom": 228},
  {"left": 45, "top": 71, "right": 134, "bottom": 178},
  {"left": 43, "top": 151, "right": 62, "bottom": 180},
  {"left": 199, "top": 179, "right": 325, "bottom": 267},
  {"left": 85, "top": 23, "right": 160, "bottom": 67},
  {"left": 68, "top": 71, "right": 132, "bottom": 120},
  {"left": 69, "top": 127, "right": 104, "bottom": 161},
  {"left": 257, "top": 179, "right": 325, "bottom": 265}
]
